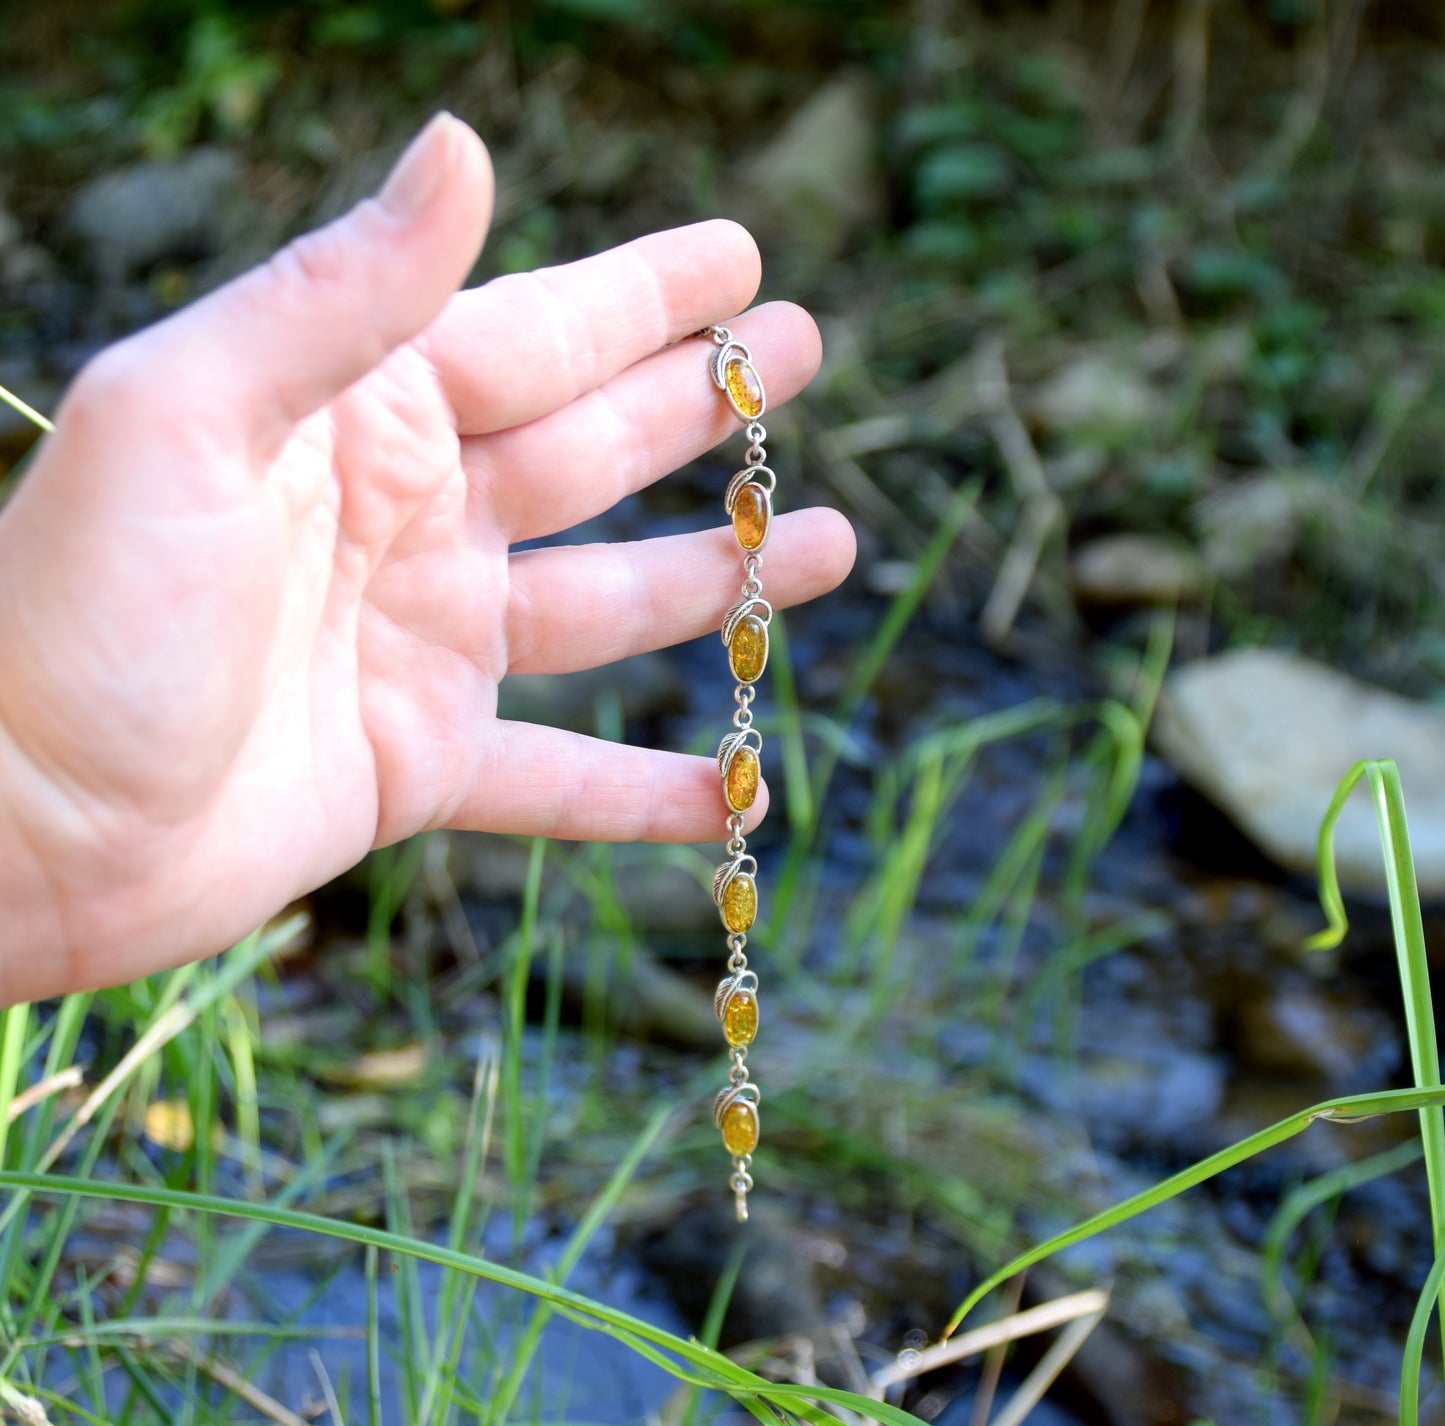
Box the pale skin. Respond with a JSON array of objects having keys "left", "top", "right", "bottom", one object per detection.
[{"left": 0, "top": 114, "right": 856, "bottom": 1005}]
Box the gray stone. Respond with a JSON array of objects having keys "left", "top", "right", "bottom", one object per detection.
[
  {"left": 1033, "top": 353, "right": 1159, "bottom": 435},
  {"left": 1236, "top": 984, "right": 1398, "bottom": 1086},
  {"left": 735, "top": 73, "right": 884, "bottom": 257},
  {"left": 1192, "top": 474, "right": 1298, "bottom": 578},
  {"left": 1071, "top": 533, "right": 1208, "bottom": 606},
  {"left": 1153, "top": 649, "right": 1445, "bottom": 894},
  {"left": 67, "top": 147, "right": 243, "bottom": 281}
]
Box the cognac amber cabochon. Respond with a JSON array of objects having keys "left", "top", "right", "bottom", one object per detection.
[
  {"left": 726, "top": 747, "right": 760, "bottom": 812},
  {"left": 721, "top": 1099, "right": 760, "bottom": 1156},
  {"left": 732, "top": 482, "right": 769, "bottom": 551},
  {"left": 724, "top": 357, "right": 765, "bottom": 420},
  {"left": 728, "top": 615, "right": 768, "bottom": 683},
  {"left": 723, "top": 989, "right": 758, "bottom": 1047},
  {"left": 721, "top": 872, "right": 757, "bottom": 933}
]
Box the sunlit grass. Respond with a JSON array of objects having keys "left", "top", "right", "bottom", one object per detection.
[
  {"left": 943, "top": 757, "right": 1445, "bottom": 1423},
  {"left": 3, "top": 376, "right": 1442, "bottom": 1426}
]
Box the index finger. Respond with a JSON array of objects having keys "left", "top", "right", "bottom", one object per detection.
[{"left": 420, "top": 219, "right": 762, "bottom": 436}]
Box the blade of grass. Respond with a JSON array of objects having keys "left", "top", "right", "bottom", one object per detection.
[
  {"left": 0, "top": 384, "right": 54, "bottom": 434},
  {"left": 941, "top": 1082, "right": 1445, "bottom": 1339},
  {"left": 366, "top": 1245, "right": 382, "bottom": 1426},
  {"left": 504, "top": 838, "right": 547, "bottom": 1243},
  {"left": 810, "top": 479, "right": 980, "bottom": 814},
  {"left": 1402, "top": 1237, "right": 1445, "bottom": 1426},
  {"left": 1307, "top": 758, "right": 1445, "bottom": 1369},
  {"left": 482, "top": 1101, "right": 677, "bottom": 1425},
  {"left": 0, "top": 1169, "right": 924, "bottom": 1425},
  {"left": 1260, "top": 1138, "right": 1422, "bottom": 1336},
  {"left": 0, "top": 1004, "right": 30, "bottom": 1169}
]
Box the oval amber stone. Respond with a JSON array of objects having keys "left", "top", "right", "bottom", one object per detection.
[
  {"left": 723, "top": 989, "right": 758, "bottom": 1047},
  {"left": 722, "top": 872, "right": 757, "bottom": 933},
  {"left": 724, "top": 357, "right": 764, "bottom": 419},
  {"left": 729, "top": 615, "right": 768, "bottom": 683},
  {"left": 732, "top": 483, "right": 769, "bottom": 551},
  {"left": 721, "top": 1099, "right": 760, "bottom": 1156},
  {"left": 726, "top": 747, "right": 759, "bottom": 812}
]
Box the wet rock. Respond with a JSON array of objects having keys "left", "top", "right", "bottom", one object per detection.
[
  {"left": 1234, "top": 983, "right": 1399, "bottom": 1088},
  {"left": 736, "top": 73, "right": 884, "bottom": 257},
  {"left": 67, "top": 148, "right": 243, "bottom": 282},
  {"left": 1152, "top": 649, "right": 1445, "bottom": 895},
  {"left": 1026, "top": 1045, "right": 1225, "bottom": 1150},
  {"left": 1070, "top": 533, "right": 1208, "bottom": 606}
]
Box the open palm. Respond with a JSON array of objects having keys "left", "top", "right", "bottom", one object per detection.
[{"left": 0, "top": 115, "right": 854, "bottom": 1001}]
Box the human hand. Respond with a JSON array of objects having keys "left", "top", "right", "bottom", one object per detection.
[{"left": 0, "top": 114, "right": 855, "bottom": 1002}]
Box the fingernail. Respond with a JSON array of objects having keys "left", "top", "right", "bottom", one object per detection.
[{"left": 378, "top": 112, "right": 456, "bottom": 221}]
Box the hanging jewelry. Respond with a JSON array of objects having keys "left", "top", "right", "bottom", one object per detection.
[{"left": 701, "top": 325, "right": 773, "bottom": 1223}]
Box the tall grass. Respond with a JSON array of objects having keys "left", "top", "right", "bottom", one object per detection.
[
  {"left": 943, "top": 758, "right": 1445, "bottom": 1424},
  {"left": 2, "top": 372, "right": 1441, "bottom": 1423}
]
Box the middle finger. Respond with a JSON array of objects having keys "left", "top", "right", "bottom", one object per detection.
[{"left": 462, "top": 302, "right": 822, "bottom": 544}]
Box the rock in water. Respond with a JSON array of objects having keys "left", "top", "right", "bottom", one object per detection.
[
  {"left": 1071, "top": 533, "right": 1208, "bottom": 606},
  {"left": 736, "top": 73, "right": 884, "bottom": 257},
  {"left": 67, "top": 148, "right": 242, "bottom": 283},
  {"left": 1152, "top": 649, "right": 1445, "bottom": 895}
]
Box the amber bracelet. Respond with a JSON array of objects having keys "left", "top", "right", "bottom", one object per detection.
[{"left": 700, "top": 325, "right": 772, "bottom": 1223}]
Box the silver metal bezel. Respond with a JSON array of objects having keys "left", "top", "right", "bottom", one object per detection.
[
  {"left": 712, "top": 1080, "right": 761, "bottom": 1130},
  {"left": 725, "top": 465, "right": 776, "bottom": 512},
  {"left": 712, "top": 853, "right": 758, "bottom": 909},
  {"left": 711, "top": 340, "right": 767, "bottom": 421},
  {"left": 721, "top": 595, "right": 772, "bottom": 648},
  {"left": 713, "top": 968, "right": 760, "bottom": 1023},
  {"left": 717, "top": 727, "right": 764, "bottom": 812}
]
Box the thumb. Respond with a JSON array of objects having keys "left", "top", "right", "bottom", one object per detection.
[{"left": 166, "top": 112, "right": 493, "bottom": 449}]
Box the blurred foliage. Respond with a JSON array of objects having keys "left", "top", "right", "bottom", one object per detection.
[{"left": 6, "top": 0, "right": 1445, "bottom": 685}]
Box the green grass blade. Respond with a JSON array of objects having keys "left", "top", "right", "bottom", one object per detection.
[
  {"left": 366, "top": 1244, "right": 383, "bottom": 1426},
  {"left": 0, "top": 1169, "right": 923, "bottom": 1425},
  {"left": 804, "top": 478, "right": 981, "bottom": 821},
  {"left": 482, "top": 1102, "right": 676, "bottom": 1425},
  {"left": 0, "top": 1003, "right": 30, "bottom": 1169},
  {"left": 1304, "top": 760, "right": 1370, "bottom": 955},
  {"left": 680, "top": 1239, "right": 748, "bottom": 1426},
  {"left": 1364, "top": 762, "right": 1445, "bottom": 1248},
  {"left": 1402, "top": 1237, "right": 1445, "bottom": 1426},
  {"left": 942, "top": 1083, "right": 1445, "bottom": 1339},
  {"left": 1307, "top": 758, "right": 1445, "bottom": 1368},
  {"left": 0, "top": 383, "right": 54, "bottom": 434},
  {"left": 1260, "top": 1138, "right": 1422, "bottom": 1334}
]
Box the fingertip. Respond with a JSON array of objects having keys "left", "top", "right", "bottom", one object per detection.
[
  {"left": 763, "top": 299, "right": 823, "bottom": 383},
  {"left": 742, "top": 777, "right": 771, "bottom": 832},
  {"left": 444, "top": 114, "right": 495, "bottom": 248},
  {"left": 812, "top": 505, "right": 858, "bottom": 589},
  {"left": 704, "top": 217, "right": 763, "bottom": 310}
]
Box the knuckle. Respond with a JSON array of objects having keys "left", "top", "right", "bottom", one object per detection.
[
  {"left": 267, "top": 220, "right": 354, "bottom": 299},
  {"left": 64, "top": 342, "right": 144, "bottom": 424}
]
